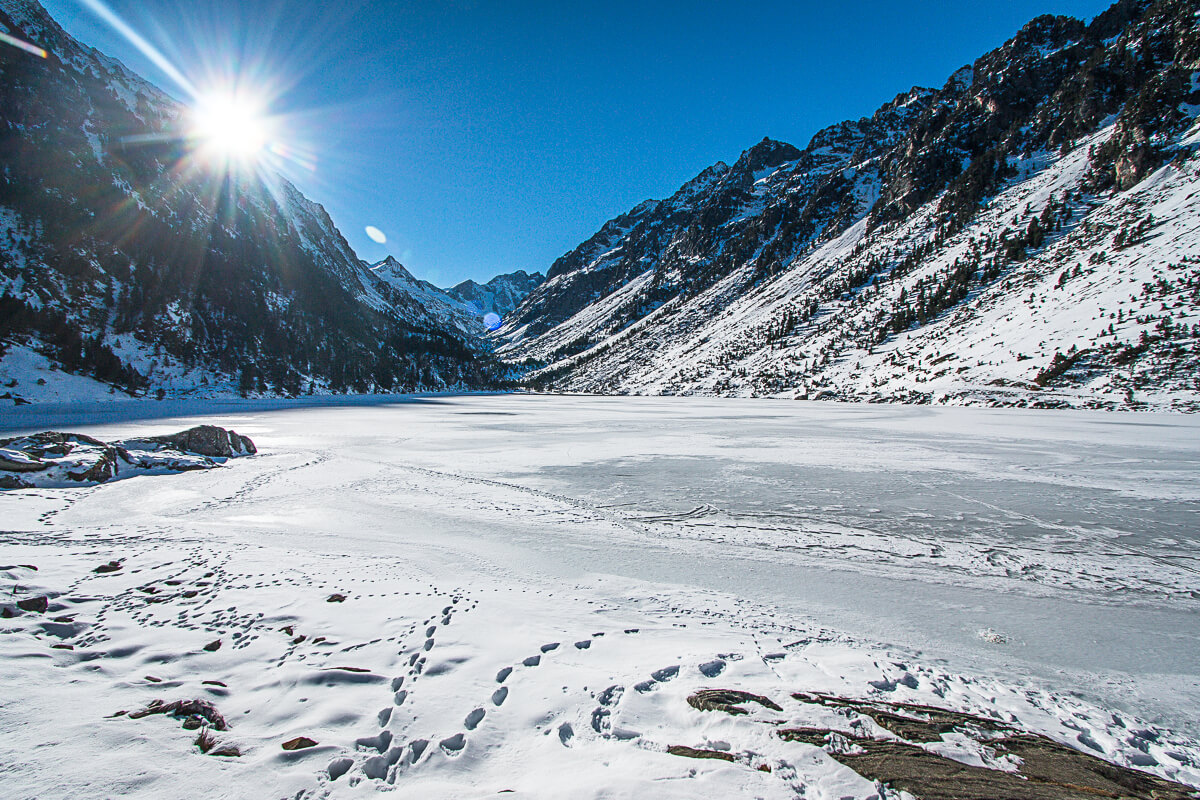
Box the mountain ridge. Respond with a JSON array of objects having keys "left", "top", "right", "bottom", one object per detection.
[{"left": 497, "top": 0, "right": 1200, "bottom": 411}]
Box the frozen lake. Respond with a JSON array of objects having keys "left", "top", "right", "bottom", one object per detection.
[{"left": 2, "top": 395, "right": 1198, "bottom": 798}]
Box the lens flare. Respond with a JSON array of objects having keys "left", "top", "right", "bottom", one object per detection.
[
  {"left": 365, "top": 225, "right": 387, "bottom": 244},
  {"left": 0, "top": 31, "right": 47, "bottom": 59},
  {"left": 191, "top": 91, "right": 272, "bottom": 161},
  {"left": 483, "top": 312, "right": 502, "bottom": 331}
]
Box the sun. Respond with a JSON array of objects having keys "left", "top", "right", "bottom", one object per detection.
[{"left": 190, "top": 91, "right": 272, "bottom": 163}]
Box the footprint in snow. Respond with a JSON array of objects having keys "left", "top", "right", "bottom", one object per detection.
[
  {"left": 591, "top": 685, "right": 623, "bottom": 734},
  {"left": 522, "top": 654, "right": 541, "bottom": 667},
  {"left": 699, "top": 658, "right": 726, "bottom": 677},
  {"left": 635, "top": 665, "right": 679, "bottom": 693},
  {"left": 328, "top": 757, "right": 354, "bottom": 781},
  {"left": 540, "top": 642, "right": 559, "bottom": 652},
  {"left": 464, "top": 708, "right": 485, "bottom": 730},
  {"left": 557, "top": 722, "right": 574, "bottom": 746},
  {"left": 496, "top": 666, "right": 512, "bottom": 683},
  {"left": 356, "top": 729, "right": 392, "bottom": 753},
  {"left": 439, "top": 733, "right": 466, "bottom": 755},
  {"left": 491, "top": 686, "right": 508, "bottom": 706}
]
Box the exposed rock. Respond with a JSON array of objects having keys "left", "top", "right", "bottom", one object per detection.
[
  {"left": 667, "top": 745, "right": 735, "bottom": 762},
  {"left": 0, "top": 452, "right": 48, "bottom": 472},
  {"left": 140, "top": 425, "right": 256, "bottom": 457},
  {"left": 326, "top": 593, "right": 346, "bottom": 603},
  {"left": 15, "top": 596, "right": 48, "bottom": 613},
  {"left": 203, "top": 639, "right": 222, "bottom": 652},
  {"left": 778, "top": 730, "right": 1195, "bottom": 800},
  {"left": 128, "top": 698, "right": 228, "bottom": 731},
  {"left": 792, "top": 691, "right": 1012, "bottom": 742},
  {"left": 687, "top": 689, "right": 783, "bottom": 715},
  {"left": 0, "top": 427, "right": 255, "bottom": 489},
  {"left": 282, "top": 736, "right": 318, "bottom": 751},
  {"left": 207, "top": 744, "right": 242, "bottom": 758},
  {"left": 778, "top": 693, "right": 1197, "bottom": 800},
  {"left": 93, "top": 561, "right": 122, "bottom": 573}
]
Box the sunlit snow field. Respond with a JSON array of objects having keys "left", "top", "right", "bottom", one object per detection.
[{"left": 1, "top": 395, "right": 1198, "bottom": 798}]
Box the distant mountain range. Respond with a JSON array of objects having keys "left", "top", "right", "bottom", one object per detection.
[
  {"left": 2, "top": 0, "right": 1198, "bottom": 410},
  {"left": 497, "top": 0, "right": 1200, "bottom": 411},
  {"left": 367, "top": 256, "right": 543, "bottom": 339}
]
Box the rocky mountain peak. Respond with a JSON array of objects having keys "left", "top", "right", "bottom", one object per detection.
[{"left": 734, "top": 137, "right": 803, "bottom": 174}]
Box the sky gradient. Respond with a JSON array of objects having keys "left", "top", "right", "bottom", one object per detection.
[{"left": 43, "top": 0, "right": 1115, "bottom": 286}]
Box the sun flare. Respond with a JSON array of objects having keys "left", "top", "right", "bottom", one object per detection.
[{"left": 190, "top": 91, "right": 272, "bottom": 162}]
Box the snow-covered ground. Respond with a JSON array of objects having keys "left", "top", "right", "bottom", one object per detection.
[{"left": 1, "top": 395, "right": 1198, "bottom": 798}]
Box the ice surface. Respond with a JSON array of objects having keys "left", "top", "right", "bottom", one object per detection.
[{"left": 0, "top": 395, "right": 1197, "bottom": 798}]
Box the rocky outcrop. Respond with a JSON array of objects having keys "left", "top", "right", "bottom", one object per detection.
[
  {"left": 0, "top": 426, "right": 255, "bottom": 489},
  {"left": 686, "top": 689, "right": 783, "bottom": 715},
  {"left": 679, "top": 688, "right": 1198, "bottom": 800}
]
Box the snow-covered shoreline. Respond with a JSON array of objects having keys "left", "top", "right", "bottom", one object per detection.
[{"left": 1, "top": 395, "right": 1197, "bottom": 798}]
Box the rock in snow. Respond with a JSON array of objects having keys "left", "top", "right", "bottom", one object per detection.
[{"left": 0, "top": 426, "right": 255, "bottom": 489}]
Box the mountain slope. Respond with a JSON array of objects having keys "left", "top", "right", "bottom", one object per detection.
[
  {"left": 499, "top": 0, "right": 1200, "bottom": 410},
  {"left": 0, "top": 0, "right": 502, "bottom": 400}
]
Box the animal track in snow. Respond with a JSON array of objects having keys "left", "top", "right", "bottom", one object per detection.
[
  {"left": 439, "top": 732, "right": 466, "bottom": 754},
  {"left": 635, "top": 664, "right": 680, "bottom": 692}
]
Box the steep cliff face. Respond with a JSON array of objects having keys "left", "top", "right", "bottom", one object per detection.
[
  {"left": 499, "top": 0, "right": 1200, "bottom": 410},
  {"left": 0, "top": 0, "right": 502, "bottom": 399}
]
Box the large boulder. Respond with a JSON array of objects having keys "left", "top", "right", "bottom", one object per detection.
[{"left": 142, "top": 425, "right": 257, "bottom": 457}]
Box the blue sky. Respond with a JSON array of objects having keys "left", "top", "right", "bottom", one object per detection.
[{"left": 43, "top": 0, "right": 1114, "bottom": 287}]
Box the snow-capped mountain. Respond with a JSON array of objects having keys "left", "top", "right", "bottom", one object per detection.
[
  {"left": 0, "top": 0, "right": 504, "bottom": 400},
  {"left": 499, "top": 0, "right": 1200, "bottom": 411},
  {"left": 447, "top": 270, "right": 545, "bottom": 318},
  {"left": 364, "top": 257, "right": 543, "bottom": 340}
]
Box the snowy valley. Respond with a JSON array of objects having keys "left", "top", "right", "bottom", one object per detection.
[
  {"left": 1, "top": 0, "right": 1200, "bottom": 798},
  {"left": 1, "top": 396, "right": 1198, "bottom": 799}
]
